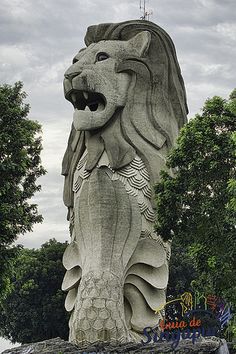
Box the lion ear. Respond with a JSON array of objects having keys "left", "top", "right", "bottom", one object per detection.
[{"left": 127, "top": 31, "right": 151, "bottom": 57}]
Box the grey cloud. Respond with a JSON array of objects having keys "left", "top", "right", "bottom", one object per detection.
[
  {"left": 154, "top": 0, "right": 236, "bottom": 28},
  {"left": 0, "top": 0, "right": 235, "bottom": 249}
]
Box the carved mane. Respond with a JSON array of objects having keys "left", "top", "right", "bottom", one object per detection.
[{"left": 62, "top": 20, "right": 188, "bottom": 209}]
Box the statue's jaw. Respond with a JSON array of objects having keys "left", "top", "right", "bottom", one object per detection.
[
  {"left": 69, "top": 89, "right": 106, "bottom": 113},
  {"left": 63, "top": 66, "right": 130, "bottom": 130},
  {"left": 66, "top": 88, "right": 113, "bottom": 131},
  {"left": 73, "top": 107, "right": 114, "bottom": 131},
  {"left": 66, "top": 85, "right": 127, "bottom": 131},
  {"left": 64, "top": 86, "right": 108, "bottom": 130}
]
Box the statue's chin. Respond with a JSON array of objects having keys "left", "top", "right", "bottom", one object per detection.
[{"left": 73, "top": 105, "right": 117, "bottom": 131}]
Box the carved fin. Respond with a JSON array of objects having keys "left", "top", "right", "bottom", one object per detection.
[
  {"left": 124, "top": 283, "right": 158, "bottom": 332},
  {"left": 65, "top": 288, "right": 77, "bottom": 312},
  {"left": 62, "top": 266, "right": 82, "bottom": 291},
  {"left": 125, "top": 274, "right": 165, "bottom": 311},
  {"left": 126, "top": 263, "right": 168, "bottom": 290},
  {"left": 62, "top": 241, "right": 81, "bottom": 270},
  {"left": 125, "top": 239, "right": 166, "bottom": 271}
]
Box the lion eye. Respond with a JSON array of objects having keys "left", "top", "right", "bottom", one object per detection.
[
  {"left": 72, "top": 57, "right": 78, "bottom": 64},
  {"left": 96, "top": 52, "right": 109, "bottom": 62}
]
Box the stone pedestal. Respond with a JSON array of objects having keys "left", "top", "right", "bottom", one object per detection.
[{"left": 2, "top": 336, "right": 230, "bottom": 353}]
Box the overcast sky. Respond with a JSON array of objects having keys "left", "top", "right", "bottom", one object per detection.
[{"left": 0, "top": 0, "right": 235, "bottom": 351}]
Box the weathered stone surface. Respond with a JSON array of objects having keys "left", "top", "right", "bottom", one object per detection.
[
  {"left": 62, "top": 19, "right": 188, "bottom": 345},
  {"left": 2, "top": 337, "right": 77, "bottom": 354},
  {"left": 2, "top": 336, "right": 229, "bottom": 354}
]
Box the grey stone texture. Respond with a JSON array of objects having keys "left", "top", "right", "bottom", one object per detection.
[
  {"left": 2, "top": 336, "right": 230, "bottom": 354},
  {"left": 62, "top": 20, "right": 188, "bottom": 345}
]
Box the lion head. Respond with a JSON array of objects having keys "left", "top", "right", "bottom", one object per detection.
[{"left": 62, "top": 20, "right": 188, "bottom": 208}]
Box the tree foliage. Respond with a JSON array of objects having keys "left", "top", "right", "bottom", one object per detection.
[
  {"left": 0, "top": 82, "right": 46, "bottom": 297},
  {"left": 167, "top": 237, "right": 197, "bottom": 299},
  {"left": 0, "top": 239, "right": 69, "bottom": 343},
  {"left": 155, "top": 91, "right": 236, "bottom": 300}
]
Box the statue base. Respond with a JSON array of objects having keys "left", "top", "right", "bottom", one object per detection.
[{"left": 2, "top": 336, "right": 230, "bottom": 353}]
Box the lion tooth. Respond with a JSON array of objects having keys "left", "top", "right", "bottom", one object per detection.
[
  {"left": 85, "top": 106, "right": 90, "bottom": 111},
  {"left": 83, "top": 92, "right": 88, "bottom": 100}
]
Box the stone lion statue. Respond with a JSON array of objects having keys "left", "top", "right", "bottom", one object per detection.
[{"left": 62, "top": 20, "right": 188, "bottom": 345}]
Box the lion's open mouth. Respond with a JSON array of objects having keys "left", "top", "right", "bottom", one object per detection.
[{"left": 68, "top": 90, "right": 106, "bottom": 112}]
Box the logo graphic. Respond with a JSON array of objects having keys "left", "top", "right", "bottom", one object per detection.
[{"left": 142, "top": 291, "right": 233, "bottom": 349}]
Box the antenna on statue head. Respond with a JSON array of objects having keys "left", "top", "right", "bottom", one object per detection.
[{"left": 139, "top": 0, "right": 153, "bottom": 21}]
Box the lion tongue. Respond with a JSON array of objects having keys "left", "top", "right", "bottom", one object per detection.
[{"left": 84, "top": 102, "right": 104, "bottom": 112}]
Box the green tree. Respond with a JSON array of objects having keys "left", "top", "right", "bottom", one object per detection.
[
  {"left": 167, "top": 237, "right": 197, "bottom": 299},
  {"left": 0, "top": 239, "right": 69, "bottom": 343},
  {"left": 0, "top": 82, "right": 46, "bottom": 298},
  {"left": 155, "top": 91, "right": 236, "bottom": 301}
]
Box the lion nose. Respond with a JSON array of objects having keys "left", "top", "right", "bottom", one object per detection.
[{"left": 64, "top": 71, "right": 81, "bottom": 80}]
